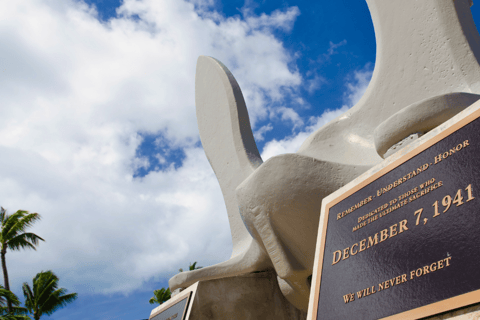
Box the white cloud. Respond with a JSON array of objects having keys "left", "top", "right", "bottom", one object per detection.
[
  {"left": 277, "top": 107, "right": 304, "bottom": 128},
  {"left": 261, "top": 107, "right": 349, "bottom": 160},
  {"left": 344, "top": 64, "right": 373, "bottom": 107},
  {"left": 245, "top": 6, "right": 300, "bottom": 33},
  {"left": 327, "top": 40, "right": 347, "bottom": 56},
  {"left": 261, "top": 65, "right": 373, "bottom": 160},
  {"left": 306, "top": 74, "right": 327, "bottom": 94},
  {"left": 303, "top": 40, "right": 347, "bottom": 95},
  {"left": 0, "top": 0, "right": 302, "bottom": 295},
  {"left": 132, "top": 155, "right": 150, "bottom": 171},
  {"left": 155, "top": 153, "right": 167, "bottom": 164},
  {"left": 253, "top": 123, "right": 273, "bottom": 141}
]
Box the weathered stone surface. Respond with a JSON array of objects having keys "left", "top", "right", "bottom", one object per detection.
[
  {"left": 374, "top": 93, "right": 480, "bottom": 158},
  {"left": 188, "top": 271, "right": 306, "bottom": 320},
  {"left": 426, "top": 303, "right": 480, "bottom": 320}
]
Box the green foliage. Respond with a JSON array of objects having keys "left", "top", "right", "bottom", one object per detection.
[
  {"left": 189, "top": 262, "right": 202, "bottom": 271},
  {"left": 150, "top": 261, "right": 203, "bottom": 305},
  {"left": 0, "top": 208, "right": 44, "bottom": 313},
  {"left": 149, "top": 288, "right": 171, "bottom": 305},
  {"left": 0, "top": 315, "right": 32, "bottom": 320},
  {"left": 22, "top": 271, "right": 77, "bottom": 320},
  {"left": 0, "top": 208, "right": 44, "bottom": 253},
  {"left": 178, "top": 261, "right": 202, "bottom": 273},
  {"left": 0, "top": 285, "right": 31, "bottom": 320},
  {"left": 0, "top": 286, "right": 21, "bottom": 308}
]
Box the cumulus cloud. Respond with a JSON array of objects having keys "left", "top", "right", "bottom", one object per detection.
[
  {"left": 244, "top": 6, "right": 300, "bottom": 32},
  {"left": 344, "top": 64, "right": 373, "bottom": 107},
  {"left": 0, "top": 0, "right": 302, "bottom": 295},
  {"left": 254, "top": 123, "right": 273, "bottom": 142},
  {"left": 261, "top": 65, "right": 373, "bottom": 160},
  {"left": 261, "top": 107, "right": 350, "bottom": 160},
  {"left": 277, "top": 107, "right": 304, "bottom": 128},
  {"left": 306, "top": 74, "right": 327, "bottom": 94}
]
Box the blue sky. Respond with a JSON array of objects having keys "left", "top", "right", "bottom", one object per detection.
[{"left": 1, "top": 0, "right": 480, "bottom": 319}]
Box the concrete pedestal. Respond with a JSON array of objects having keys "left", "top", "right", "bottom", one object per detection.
[
  {"left": 152, "top": 270, "right": 306, "bottom": 320},
  {"left": 187, "top": 271, "right": 306, "bottom": 320}
]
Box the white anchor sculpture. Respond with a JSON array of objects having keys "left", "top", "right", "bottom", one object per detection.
[{"left": 169, "top": 0, "right": 480, "bottom": 311}]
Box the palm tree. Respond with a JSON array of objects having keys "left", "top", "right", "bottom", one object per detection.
[
  {"left": 0, "top": 208, "right": 44, "bottom": 313},
  {"left": 0, "top": 285, "right": 30, "bottom": 320},
  {"left": 22, "top": 271, "right": 77, "bottom": 320},
  {"left": 148, "top": 288, "right": 171, "bottom": 305}
]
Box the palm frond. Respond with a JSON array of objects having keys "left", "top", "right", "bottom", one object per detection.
[
  {"left": 3, "top": 212, "right": 40, "bottom": 242},
  {"left": 0, "top": 293, "right": 5, "bottom": 307},
  {"left": 19, "top": 233, "right": 44, "bottom": 245},
  {"left": 149, "top": 288, "right": 171, "bottom": 305},
  {"left": 22, "top": 282, "right": 34, "bottom": 311},
  {"left": 7, "top": 213, "right": 40, "bottom": 241},
  {"left": 0, "top": 306, "right": 30, "bottom": 316},
  {"left": 0, "top": 286, "right": 30, "bottom": 319},
  {"left": 6, "top": 240, "right": 35, "bottom": 252},
  {"left": 1, "top": 212, "right": 24, "bottom": 241},
  {"left": 0, "top": 314, "right": 32, "bottom": 320},
  {"left": 35, "top": 273, "right": 58, "bottom": 307},
  {"left": 0, "top": 287, "right": 20, "bottom": 307},
  {"left": 189, "top": 262, "right": 202, "bottom": 271},
  {"left": 7, "top": 233, "right": 44, "bottom": 252},
  {"left": 15, "top": 213, "right": 41, "bottom": 233},
  {"left": 0, "top": 208, "right": 6, "bottom": 225},
  {"left": 43, "top": 292, "right": 77, "bottom": 316},
  {"left": 11, "top": 306, "right": 29, "bottom": 315}
]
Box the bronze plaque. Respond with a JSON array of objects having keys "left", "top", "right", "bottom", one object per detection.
[
  {"left": 149, "top": 292, "right": 191, "bottom": 320},
  {"left": 310, "top": 108, "right": 480, "bottom": 319}
]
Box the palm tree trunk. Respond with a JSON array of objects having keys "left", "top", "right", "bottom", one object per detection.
[{"left": 1, "top": 249, "right": 12, "bottom": 313}]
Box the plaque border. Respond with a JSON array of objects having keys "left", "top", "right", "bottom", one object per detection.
[
  {"left": 149, "top": 282, "right": 198, "bottom": 320},
  {"left": 307, "top": 100, "right": 480, "bottom": 320}
]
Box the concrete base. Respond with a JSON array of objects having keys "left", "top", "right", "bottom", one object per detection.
[
  {"left": 426, "top": 303, "right": 480, "bottom": 320},
  {"left": 187, "top": 271, "right": 306, "bottom": 320}
]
